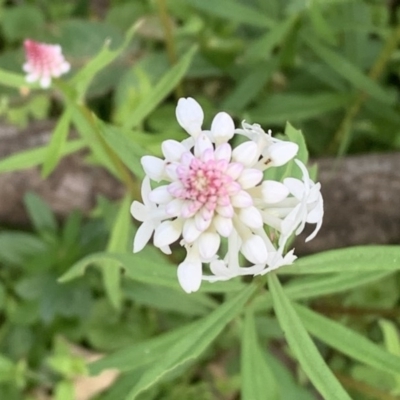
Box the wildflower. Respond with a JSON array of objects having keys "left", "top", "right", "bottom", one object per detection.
[
  {"left": 131, "top": 98, "right": 324, "bottom": 293},
  {"left": 23, "top": 39, "right": 70, "bottom": 88}
]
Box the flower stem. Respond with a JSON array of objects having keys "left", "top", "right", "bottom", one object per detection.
[
  {"left": 156, "top": 0, "right": 184, "bottom": 99},
  {"left": 328, "top": 25, "right": 400, "bottom": 155}
]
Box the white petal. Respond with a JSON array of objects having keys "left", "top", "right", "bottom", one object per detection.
[
  {"left": 225, "top": 163, "right": 244, "bottom": 179},
  {"left": 149, "top": 186, "right": 172, "bottom": 204},
  {"left": 211, "top": 112, "right": 235, "bottom": 143},
  {"left": 232, "top": 141, "right": 259, "bottom": 167},
  {"left": 266, "top": 142, "right": 298, "bottom": 167},
  {"left": 237, "top": 169, "right": 262, "bottom": 189},
  {"left": 195, "top": 211, "right": 213, "bottom": 232},
  {"left": 130, "top": 201, "right": 147, "bottom": 222},
  {"left": 166, "top": 198, "right": 184, "bottom": 217},
  {"left": 241, "top": 235, "right": 268, "bottom": 264},
  {"left": 283, "top": 177, "right": 305, "bottom": 200},
  {"left": 213, "top": 215, "right": 233, "bottom": 237},
  {"left": 214, "top": 143, "right": 232, "bottom": 161},
  {"left": 177, "top": 260, "right": 202, "bottom": 293},
  {"left": 262, "top": 181, "right": 290, "bottom": 204},
  {"left": 216, "top": 204, "right": 234, "bottom": 218},
  {"left": 154, "top": 220, "right": 182, "bottom": 248},
  {"left": 175, "top": 97, "right": 204, "bottom": 137},
  {"left": 231, "top": 191, "right": 253, "bottom": 208},
  {"left": 40, "top": 75, "right": 51, "bottom": 88},
  {"left": 210, "top": 260, "right": 231, "bottom": 277},
  {"left": 162, "top": 140, "right": 187, "bottom": 161},
  {"left": 195, "top": 133, "right": 213, "bottom": 157},
  {"left": 133, "top": 221, "right": 154, "bottom": 252},
  {"left": 183, "top": 219, "right": 202, "bottom": 243},
  {"left": 141, "top": 156, "right": 165, "bottom": 182},
  {"left": 198, "top": 232, "right": 220, "bottom": 259},
  {"left": 239, "top": 206, "right": 263, "bottom": 229}
]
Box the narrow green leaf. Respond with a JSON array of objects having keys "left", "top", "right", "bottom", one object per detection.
[
  {"left": 269, "top": 274, "right": 351, "bottom": 400},
  {"left": 126, "top": 284, "right": 256, "bottom": 399},
  {"left": 96, "top": 121, "right": 145, "bottom": 179},
  {"left": 278, "top": 246, "right": 400, "bottom": 275},
  {"left": 59, "top": 252, "right": 178, "bottom": 289},
  {"left": 187, "top": 0, "right": 274, "bottom": 27},
  {"left": 379, "top": 319, "right": 400, "bottom": 389},
  {"left": 68, "top": 103, "right": 118, "bottom": 176},
  {"left": 304, "top": 35, "right": 394, "bottom": 105},
  {"left": 59, "top": 251, "right": 245, "bottom": 293},
  {"left": 241, "top": 311, "right": 279, "bottom": 400},
  {"left": 295, "top": 304, "right": 400, "bottom": 377},
  {"left": 123, "top": 46, "right": 197, "bottom": 129},
  {"left": 308, "top": 2, "right": 337, "bottom": 45},
  {"left": 23, "top": 192, "right": 58, "bottom": 235},
  {"left": 0, "top": 69, "right": 36, "bottom": 89},
  {"left": 253, "top": 271, "right": 391, "bottom": 313},
  {"left": 222, "top": 59, "right": 278, "bottom": 112},
  {"left": 71, "top": 22, "right": 140, "bottom": 98},
  {"left": 41, "top": 109, "right": 72, "bottom": 177},
  {"left": 284, "top": 271, "right": 391, "bottom": 301},
  {"left": 0, "top": 139, "right": 85, "bottom": 173},
  {"left": 379, "top": 320, "right": 400, "bottom": 357},
  {"left": 89, "top": 321, "right": 201, "bottom": 374},
  {"left": 249, "top": 92, "right": 351, "bottom": 124},
  {"left": 244, "top": 16, "right": 296, "bottom": 61},
  {"left": 102, "top": 194, "right": 132, "bottom": 309}
]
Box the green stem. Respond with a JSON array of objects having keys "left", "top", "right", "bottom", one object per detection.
[
  {"left": 328, "top": 25, "right": 400, "bottom": 155},
  {"left": 156, "top": 0, "right": 184, "bottom": 99}
]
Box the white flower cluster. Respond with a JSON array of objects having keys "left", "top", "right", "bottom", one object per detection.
[{"left": 131, "top": 98, "right": 323, "bottom": 293}]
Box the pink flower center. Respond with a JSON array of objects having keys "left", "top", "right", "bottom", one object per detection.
[{"left": 169, "top": 151, "right": 241, "bottom": 218}]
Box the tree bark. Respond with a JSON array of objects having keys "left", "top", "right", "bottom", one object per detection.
[{"left": 1, "top": 121, "right": 399, "bottom": 254}]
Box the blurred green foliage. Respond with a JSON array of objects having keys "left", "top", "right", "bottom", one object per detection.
[{"left": 0, "top": 0, "right": 400, "bottom": 399}]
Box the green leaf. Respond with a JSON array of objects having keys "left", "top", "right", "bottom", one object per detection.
[
  {"left": 241, "top": 311, "right": 279, "bottom": 400},
  {"left": 379, "top": 319, "right": 400, "bottom": 391},
  {"left": 278, "top": 246, "right": 400, "bottom": 275},
  {"left": 0, "top": 69, "right": 34, "bottom": 89},
  {"left": 304, "top": 35, "right": 394, "bottom": 105},
  {"left": 103, "top": 195, "right": 132, "bottom": 309},
  {"left": 24, "top": 192, "right": 58, "bottom": 235},
  {"left": 222, "top": 59, "right": 278, "bottom": 112},
  {"left": 295, "top": 304, "right": 400, "bottom": 377},
  {"left": 284, "top": 271, "right": 391, "bottom": 301},
  {"left": 243, "top": 16, "right": 296, "bottom": 61},
  {"left": 70, "top": 22, "right": 140, "bottom": 98},
  {"left": 41, "top": 109, "right": 72, "bottom": 177},
  {"left": 96, "top": 121, "right": 145, "bottom": 179},
  {"left": 253, "top": 271, "right": 391, "bottom": 313},
  {"left": 0, "top": 139, "right": 85, "bottom": 173},
  {"left": 0, "top": 232, "right": 47, "bottom": 266},
  {"left": 249, "top": 92, "right": 351, "bottom": 124},
  {"left": 123, "top": 46, "right": 197, "bottom": 129},
  {"left": 187, "top": 0, "right": 274, "bottom": 27},
  {"left": 126, "top": 284, "right": 256, "bottom": 399},
  {"left": 308, "top": 1, "right": 337, "bottom": 46},
  {"left": 124, "top": 282, "right": 216, "bottom": 316},
  {"left": 269, "top": 273, "right": 351, "bottom": 400},
  {"left": 90, "top": 321, "right": 201, "bottom": 374},
  {"left": 1, "top": 5, "right": 45, "bottom": 41}
]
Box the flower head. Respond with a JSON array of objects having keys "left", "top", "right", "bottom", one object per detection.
[
  {"left": 131, "top": 98, "right": 324, "bottom": 293},
  {"left": 23, "top": 39, "right": 70, "bottom": 88}
]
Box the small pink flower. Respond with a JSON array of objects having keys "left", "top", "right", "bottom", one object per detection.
[{"left": 23, "top": 39, "right": 70, "bottom": 88}]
